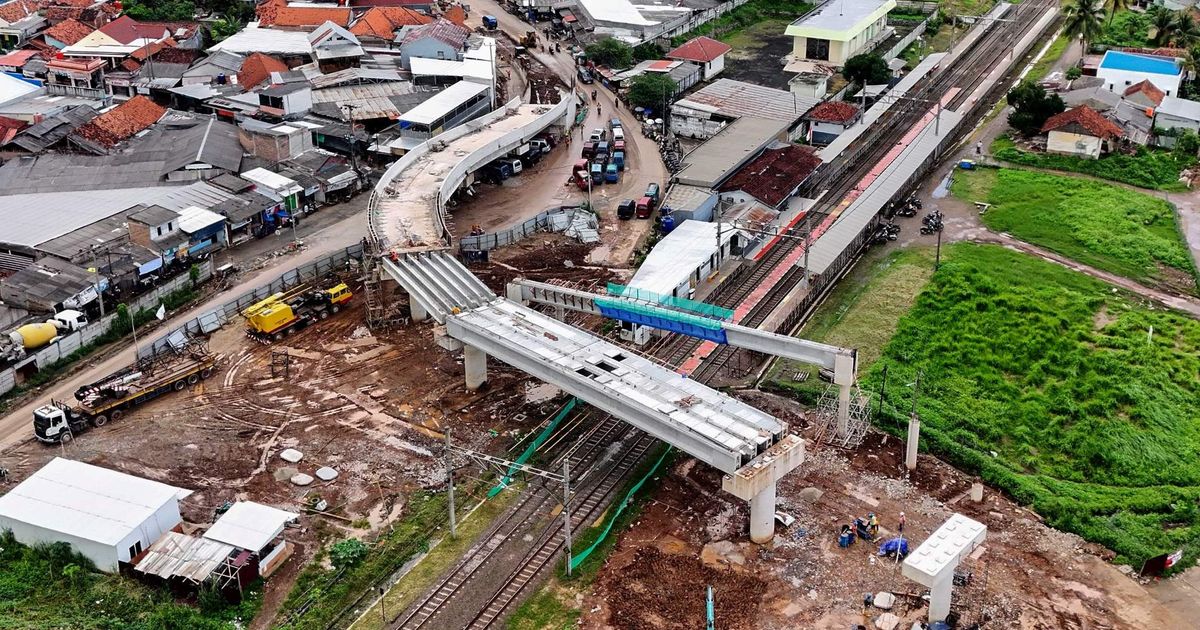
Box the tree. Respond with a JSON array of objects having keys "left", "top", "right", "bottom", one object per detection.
[
  {"left": 209, "top": 15, "right": 242, "bottom": 43},
  {"left": 1006, "top": 80, "right": 1066, "bottom": 136},
  {"left": 627, "top": 72, "right": 678, "bottom": 113},
  {"left": 843, "top": 53, "right": 890, "bottom": 86},
  {"left": 1105, "top": 0, "right": 1129, "bottom": 24},
  {"left": 1174, "top": 129, "right": 1200, "bottom": 156},
  {"left": 632, "top": 41, "right": 663, "bottom": 63},
  {"left": 1150, "top": 6, "right": 1176, "bottom": 45},
  {"left": 1172, "top": 11, "right": 1200, "bottom": 48},
  {"left": 1063, "top": 0, "right": 1104, "bottom": 55},
  {"left": 122, "top": 0, "right": 195, "bottom": 21},
  {"left": 585, "top": 37, "right": 633, "bottom": 69}
]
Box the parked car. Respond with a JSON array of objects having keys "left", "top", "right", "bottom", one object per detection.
[
  {"left": 617, "top": 199, "right": 635, "bottom": 220},
  {"left": 589, "top": 128, "right": 606, "bottom": 143},
  {"left": 591, "top": 162, "right": 603, "bottom": 185},
  {"left": 581, "top": 141, "right": 598, "bottom": 158},
  {"left": 612, "top": 150, "right": 625, "bottom": 170},
  {"left": 483, "top": 161, "right": 512, "bottom": 182},
  {"left": 605, "top": 163, "right": 619, "bottom": 183},
  {"left": 645, "top": 182, "right": 660, "bottom": 206},
  {"left": 612, "top": 126, "right": 625, "bottom": 141},
  {"left": 612, "top": 139, "right": 626, "bottom": 153},
  {"left": 518, "top": 148, "right": 541, "bottom": 167},
  {"left": 636, "top": 196, "right": 653, "bottom": 218},
  {"left": 578, "top": 67, "right": 594, "bottom": 83},
  {"left": 531, "top": 138, "right": 552, "bottom": 154},
  {"left": 610, "top": 117, "right": 622, "bottom": 130},
  {"left": 596, "top": 141, "right": 610, "bottom": 159},
  {"left": 506, "top": 158, "right": 523, "bottom": 175}
]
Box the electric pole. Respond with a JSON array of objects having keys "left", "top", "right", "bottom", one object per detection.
[
  {"left": 445, "top": 429, "right": 456, "bottom": 539},
  {"left": 562, "top": 458, "right": 573, "bottom": 576},
  {"left": 343, "top": 103, "right": 364, "bottom": 185}
]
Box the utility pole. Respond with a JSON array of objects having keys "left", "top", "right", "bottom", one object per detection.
[
  {"left": 89, "top": 245, "right": 105, "bottom": 318},
  {"left": 378, "top": 586, "right": 387, "bottom": 625},
  {"left": 343, "top": 103, "right": 364, "bottom": 185},
  {"left": 934, "top": 226, "right": 942, "bottom": 271},
  {"left": 562, "top": 458, "right": 573, "bottom": 576},
  {"left": 445, "top": 429, "right": 456, "bottom": 539},
  {"left": 906, "top": 370, "right": 922, "bottom": 471},
  {"left": 802, "top": 231, "right": 811, "bottom": 286},
  {"left": 877, "top": 364, "right": 888, "bottom": 417}
]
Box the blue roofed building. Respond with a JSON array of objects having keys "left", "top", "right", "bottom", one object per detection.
[{"left": 1097, "top": 50, "right": 1182, "bottom": 98}]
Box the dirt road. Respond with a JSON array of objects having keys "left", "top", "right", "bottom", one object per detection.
[{"left": 0, "top": 207, "right": 366, "bottom": 452}]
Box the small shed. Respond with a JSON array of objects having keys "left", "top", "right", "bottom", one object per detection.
[
  {"left": 1041, "top": 105, "right": 1124, "bottom": 159},
  {"left": 203, "top": 501, "right": 298, "bottom": 578},
  {"left": 0, "top": 458, "right": 192, "bottom": 573}
]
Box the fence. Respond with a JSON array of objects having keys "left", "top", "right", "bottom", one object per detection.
[
  {"left": 137, "top": 243, "right": 365, "bottom": 360},
  {"left": 883, "top": 18, "right": 930, "bottom": 61},
  {"left": 0, "top": 259, "right": 215, "bottom": 399},
  {"left": 894, "top": 0, "right": 939, "bottom": 12},
  {"left": 459, "top": 206, "right": 584, "bottom": 252},
  {"left": 636, "top": 0, "right": 752, "bottom": 46}
]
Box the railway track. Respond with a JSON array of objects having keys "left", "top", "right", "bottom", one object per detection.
[{"left": 394, "top": 412, "right": 637, "bottom": 629}]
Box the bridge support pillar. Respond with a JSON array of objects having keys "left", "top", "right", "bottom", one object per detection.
[
  {"left": 748, "top": 482, "right": 777, "bottom": 544},
  {"left": 833, "top": 352, "right": 856, "bottom": 438},
  {"left": 411, "top": 299, "right": 429, "bottom": 322},
  {"left": 464, "top": 344, "right": 487, "bottom": 390},
  {"left": 722, "top": 435, "right": 805, "bottom": 546}
]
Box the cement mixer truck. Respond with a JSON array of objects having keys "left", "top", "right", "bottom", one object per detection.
[{"left": 0, "top": 310, "right": 89, "bottom": 365}]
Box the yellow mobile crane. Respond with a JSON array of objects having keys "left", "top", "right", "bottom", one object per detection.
[{"left": 242, "top": 282, "right": 353, "bottom": 341}]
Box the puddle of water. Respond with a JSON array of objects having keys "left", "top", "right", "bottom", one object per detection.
[
  {"left": 932, "top": 174, "right": 953, "bottom": 199},
  {"left": 524, "top": 382, "right": 561, "bottom": 403}
]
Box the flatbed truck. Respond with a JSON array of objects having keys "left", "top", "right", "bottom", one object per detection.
[{"left": 33, "top": 345, "right": 217, "bottom": 444}]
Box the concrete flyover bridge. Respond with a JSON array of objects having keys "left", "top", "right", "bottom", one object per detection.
[{"left": 380, "top": 250, "right": 802, "bottom": 543}]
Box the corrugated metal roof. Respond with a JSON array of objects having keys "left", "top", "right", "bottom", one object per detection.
[
  {"left": 0, "top": 457, "right": 191, "bottom": 547},
  {"left": 673, "top": 78, "right": 817, "bottom": 124},
  {"left": 399, "top": 81, "right": 488, "bottom": 125},
  {"left": 203, "top": 501, "right": 298, "bottom": 552},
  {"left": 135, "top": 531, "right": 235, "bottom": 582},
  {"left": 209, "top": 24, "right": 313, "bottom": 56},
  {"left": 311, "top": 81, "right": 428, "bottom": 120},
  {"left": 807, "top": 108, "right": 963, "bottom": 275},
  {"left": 673, "top": 117, "right": 789, "bottom": 188}
]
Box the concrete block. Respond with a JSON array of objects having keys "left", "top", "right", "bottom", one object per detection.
[
  {"left": 316, "top": 466, "right": 338, "bottom": 481},
  {"left": 875, "top": 612, "right": 900, "bottom": 630},
  {"left": 873, "top": 592, "right": 895, "bottom": 610},
  {"left": 290, "top": 473, "right": 314, "bottom": 486},
  {"left": 280, "top": 448, "right": 303, "bottom": 463},
  {"left": 970, "top": 482, "right": 984, "bottom": 502},
  {"left": 798, "top": 487, "right": 824, "bottom": 503}
]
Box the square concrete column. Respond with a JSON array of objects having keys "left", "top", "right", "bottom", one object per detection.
[
  {"left": 411, "top": 298, "right": 429, "bottom": 322},
  {"left": 464, "top": 343, "right": 487, "bottom": 390}
]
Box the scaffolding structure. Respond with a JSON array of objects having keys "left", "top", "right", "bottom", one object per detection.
[{"left": 812, "top": 383, "right": 872, "bottom": 448}]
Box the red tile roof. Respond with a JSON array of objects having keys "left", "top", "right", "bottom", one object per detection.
[
  {"left": 258, "top": 0, "right": 352, "bottom": 28},
  {"left": 238, "top": 52, "right": 288, "bottom": 88},
  {"left": 0, "top": 0, "right": 40, "bottom": 24},
  {"left": 74, "top": 95, "right": 165, "bottom": 147},
  {"left": 349, "top": 0, "right": 429, "bottom": 6},
  {"left": 0, "top": 49, "right": 40, "bottom": 67},
  {"left": 805, "top": 100, "right": 860, "bottom": 124},
  {"left": 1041, "top": 105, "right": 1124, "bottom": 139},
  {"left": 0, "top": 115, "right": 25, "bottom": 145},
  {"left": 666, "top": 36, "right": 731, "bottom": 64},
  {"left": 97, "top": 15, "right": 197, "bottom": 44},
  {"left": 718, "top": 145, "right": 822, "bottom": 208},
  {"left": 1123, "top": 79, "right": 1165, "bottom": 105},
  {"left": 442, "top": 5, "right": 465, "bottom": 26},
  {"left": 349, "top": 6, "right": 430, "bottom": 39},
  {"left": 400, "top": 17, "right": 468, "bottom": 48},
  {"left": 44, "top": 17, "right": 95, "bottom": 45}
]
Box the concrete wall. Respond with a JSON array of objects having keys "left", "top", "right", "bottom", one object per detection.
[
  {"left": 1046, "top": 130, "right": 1102, "bottom": 159},
  {"left": 401, "top": 39, "right": 462, "bottom": 69},
  {"left": 115, "top": 500, "right": 182, "bottom": 565},
  {"left": 1155, "top": 111, "right": 1200, "bottom": 136},
  {"left": 810, "top": 120, "right": 850, "bottom": 145},
  {"left": 1099, "top": 67, "right": 1181, "bottom": 97}
]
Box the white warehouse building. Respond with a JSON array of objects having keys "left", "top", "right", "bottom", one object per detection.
[{"left": 0, "top": 458, "right": 192, "bottom": 572}]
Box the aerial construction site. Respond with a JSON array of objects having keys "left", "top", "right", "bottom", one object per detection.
[{"left": 1, "top": 0, "right": 1199, "bottom": 628}]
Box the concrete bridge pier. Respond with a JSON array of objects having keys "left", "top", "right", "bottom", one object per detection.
[
  {"left": 411, "top": 299, "right": 430, "bottom": 322},
  {"left": 722, "top": 435, "right": 805, "bottom": 544},
  {"left": 464, "top": 344, "right": 488, "bottom": 390}
]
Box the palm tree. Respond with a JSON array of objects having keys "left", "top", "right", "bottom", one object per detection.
[
  {"left": 1106, "top": 0, "right": 1129, "bottom": 24},
  {"left": 1063, "top": 0, "right": 1105, "bottom": 55},
  {"left": 1150, "top": 7, "right": 1176, "bottom": 46},
  {"left": 1173, "top": 11, "right": 1200, "bottom": 48}
]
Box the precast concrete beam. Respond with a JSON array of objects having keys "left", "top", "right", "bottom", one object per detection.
[
  {"left": 723, "top": 435, "right": 804, "bottom": 544},
  {"left": 902, "top": 514, "right": 987, "bottom": 623}
]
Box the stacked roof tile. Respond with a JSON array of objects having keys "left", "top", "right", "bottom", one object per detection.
[
  {"left": 238, "top": 52, "right": 289, "bottom": 88},
  {"left": 349, "top": 6, "right": 429, "bottom": 39},
  {"left": 73, "top": 95, "right": 166, "bottom": 147},
  {"left": 43, "top": 17, "right": 94, "bottom": 45},
  {"left": 1041, "top": 105, "right": 1125, "bottom": 139}
]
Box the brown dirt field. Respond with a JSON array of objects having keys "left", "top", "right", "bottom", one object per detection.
[{"left": 582, "top": 392, "right": 1186, "bottom": 630}]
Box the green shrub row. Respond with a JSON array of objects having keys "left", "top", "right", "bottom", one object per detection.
[{"left": 992, "top": 143, "right": 1194, "bottom": 191}]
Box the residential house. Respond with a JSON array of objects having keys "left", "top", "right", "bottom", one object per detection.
[
  {"left": 1123, "top": 79, "right": 1165, "bottom": 107},
  {"left": 0, "top": 458, "right": 192, "bottom": 573},
  {"left": 0, "top": 48, "right": 40, "bottom": 74},
  {"left": 62, "top": 15, "right": 197, "bottom": 67},
  {"left": 257, "top": 0, "right": 352, "bottom": 30},
  {"left": 0, "top": 2, "right": 46, "bottom": 51},
  {"left": 717, "top": 143, "right": 822, "bottom": 211},
  {"left": 176, "top": 205, "right": 229, "bottom": 256},
  {"left": 259, "top": 82, "right": 313, "bottom": 120},
  {"left": 71, "top": 94, "right": 165, "bottom": 149},
  {"left": 350, "top": 0, "right": 434, "bottom": 10},
  {"left": 0, "top": 255, "right": 98, "bottom": 311},
  {"left": 181, "top": 49, "right": 245, "bottom": 85},
  {"left": 44, "top": 56, "right": 105, "bottom": 99},
  {"left": 1111, "top": 99, "right": 1155, "bottom": 146},
  {"left": 397, "top": 18, "right": 470, "bottom": 69},
  {"left": 1041, "top": 105, "right": 1124, "bottom": 159},
  {"left": 42, "top": 18, "right": 94, "bottom": 50},
  {"left": 612, "top": 59, "right": 702, "bottom": 102},
  {"left": 207, "top": 25, "right": 314, "bottom": 63},
  {"left": 1097, "top": 50, "right": 1182, "bottom": 98},
  {"left": 308, "top": 20, "right": 363, "bottom": 73},
  {"left": 1154, "top": 94, "right": 1200, "bottom": 147},
  {"left": 239, "top": 118, "right": 314, "bottom": 162},
  {"left": 784, "top": 0, "right": 896, "bottom": 69},
  {"left": 666, "top": 36, "right": 731, "bottom": 82},
  {"left": 237, "top": 52, "right": 288, "bottom": 90},
  {"left": 804, "top": 100, "right": 861, "bottom": 145},
  {"left": 349, "top": 6, "right": 430, "bottom": 46},
  {"left": 126, "top": 203, "right": 185, "bottom": 263}
]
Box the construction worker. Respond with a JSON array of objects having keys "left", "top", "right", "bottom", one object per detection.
[
  {"left": 868, "top": 512, "right": 879, "bottom": 538},
  {"left": 897, "top": 511, "right": 906, "bottom": 534}
]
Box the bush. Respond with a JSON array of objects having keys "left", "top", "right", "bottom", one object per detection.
[
  {"left": 1066, "top": 66, "right": 1082, "bottom": 80},
  {"left": 867, "top": 243, "right": 1200, "bottom": 571},
  {"left": 668, "top": 0, "right": 813, "bottom": 46},
  {"left": 1006, "top": 80, "right": 1066, "bottom": 136},
  {"left": 627, "top": 73, "right": 678, "bottom": 112},
  {"left": 843, "top": 53, "right": 890, "bottom": 86},
  {"left": 990, "top": 135, "right": 1195, "bottom": 190},
  {"left": 584, "top": 37, "right": 632, "bottom": 69},
  {"left": 329, "top": 539, "right": 368, "bottom": 570}
]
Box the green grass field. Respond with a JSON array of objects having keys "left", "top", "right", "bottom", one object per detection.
[
  {"left": 951, "top": 168, "right": 1197, "bottom": 291},
  {"left": 990, "top": 136, "right": 1195, "bottom": 192},
  {"left": 865, "top": 243, "right": 1200, "bottom": 569}
]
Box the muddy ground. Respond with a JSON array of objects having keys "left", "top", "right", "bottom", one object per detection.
[
  {"left": 582, "top": 391, "right": 1186, "bottom": 630},
  {"left": 721, "top": 21, "right": 797, "bottom": 91}
]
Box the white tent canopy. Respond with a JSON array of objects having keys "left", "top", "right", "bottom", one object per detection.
[{"left": 203, "top": 501, "right": 298, "bottom": 553}]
